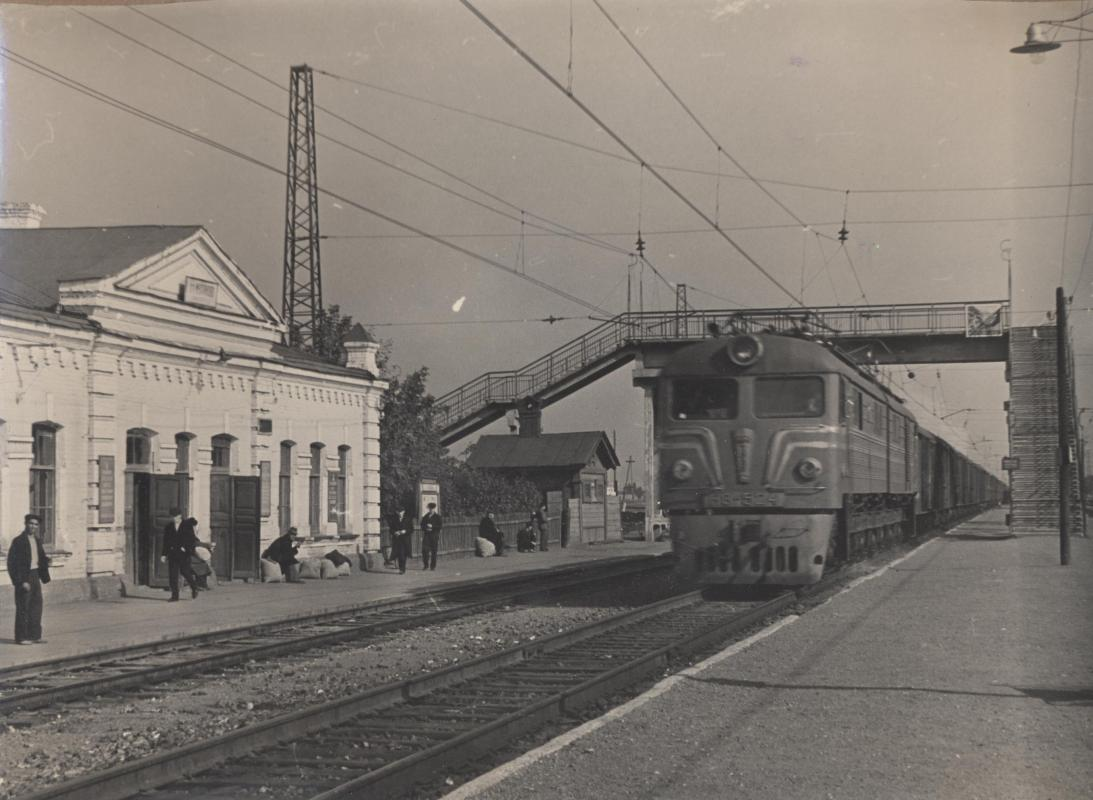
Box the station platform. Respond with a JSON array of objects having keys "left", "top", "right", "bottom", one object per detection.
[
  {"left": 452, "top": 509, "right": 1093, "bottom": 800},
  {"left": 0, "top": 539, "right": 670, "bottom": 669}
]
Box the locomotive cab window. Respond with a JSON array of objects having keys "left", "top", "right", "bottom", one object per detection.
[
  {"left": 671, "top": 378, "right": 738, "bottom": 420},
  {"left": 755, "top": 376, "right": 825, "bottom": 418}
]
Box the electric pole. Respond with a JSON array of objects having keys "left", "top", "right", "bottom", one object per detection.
[{"left": 282, "top": 64, "right": 323, "bottom": 350}]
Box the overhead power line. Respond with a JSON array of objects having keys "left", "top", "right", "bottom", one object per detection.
[
  {"left": 311, "top": 67, "right": 1093, "bottom": 198},
  {"left": 1, "top": 46, "right": 610, "bottom": 316},
  {"left": 458, "top": 0, "right": 803, "bottom": 307},
  {"left": 88, "top": 11, "right": 629, "bottom": 262}
]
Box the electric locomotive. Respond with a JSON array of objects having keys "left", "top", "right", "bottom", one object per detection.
[{"left": 657, "top": 330, "right": 922, "bottom": 586}]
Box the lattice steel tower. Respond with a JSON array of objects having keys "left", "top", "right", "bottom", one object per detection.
[{"left": 282, "top": 64, "right": 322, "bottom": 350}]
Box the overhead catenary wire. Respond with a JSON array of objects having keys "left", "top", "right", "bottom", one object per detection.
[
  {"left": 0, "top": 46, "right": 611, "bottom": 317},
  {"left": 84, "top": 11, "right": 633, "bottom": 264},
  {"left": 591, "top": 0, "right": 815, "bottom": 235},
  {"left": 122, "top": 8, "right": 706, "bottom": 308},
  {"left": 458, "top": 0, "right": 804, "bottom": 308}
]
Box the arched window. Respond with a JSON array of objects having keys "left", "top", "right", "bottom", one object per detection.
[
  {"left": 309, "top": 443, "right": 324, "bottom": 535},
  {"left": 31, "top": 422, "right": 60, "bottom": 546},
  {"left": 279, "top": 441, "right": 295, "bottom": 534}
]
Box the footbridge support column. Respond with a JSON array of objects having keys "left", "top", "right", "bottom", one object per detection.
[{"left": 633, "top": 355, "right": 662, "bottom": 544}]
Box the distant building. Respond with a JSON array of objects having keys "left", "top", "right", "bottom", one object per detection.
[
  {"left": 467, "top": 428, "right": 621, "bottom": 544},
  {"left": 0, "top": 217, "right": 386, "bottom": 601}
]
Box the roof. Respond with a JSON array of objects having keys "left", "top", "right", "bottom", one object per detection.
[
  {"left": 0, "top": 226, "right": 202, "bottom": 306},
  {"left": 467, "top": 431, "right": 620, "bottom": 471}
]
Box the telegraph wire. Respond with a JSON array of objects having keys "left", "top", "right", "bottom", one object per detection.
[
  {"left": 458, "top": 0, "right": 803, "bottom": 307},
  {"left": 0, "top": 47, "right": 610, "bottom": 316},
  {"left": 366, "top": 316, "right": 586, "bottom": 327},
  {"left": 591, "top": 0, "right": 813, "bottom": 234},
  {"left": 293, "top": 65, "right": 1093, "bottom": 201},
  {"left": 86, "top": 11, "right": 631, "bottom": 263}
]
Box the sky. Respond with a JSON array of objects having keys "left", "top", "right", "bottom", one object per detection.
[{"left": 2, "top": 0, "right": 1091, "bottom": 481}]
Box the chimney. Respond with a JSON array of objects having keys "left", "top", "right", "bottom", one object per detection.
[
  {"left": 0, "top": 203, "right": 46, "bottom": 229},
  {"left": 342, "top": 323, "right": 380, "bottom": 375},
  {"left": 517, "top": 396, "right": 542, "bottom": 437}
]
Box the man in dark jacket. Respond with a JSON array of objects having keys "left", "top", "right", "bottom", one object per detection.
[
  {"left": 163, "top": 507, "right": 200, "bottom": 601},
  {"left": 262, "top": 527, "right": 302, "bottom": 582},
  {"left": 478, "top": 511, "right": 504, "bottom": 556},
  {"left": 7, "top": 513, "right": 51, "bottom": 644},
  {"left": 420, "top": 503, "right": 442, "bottom": 570}
]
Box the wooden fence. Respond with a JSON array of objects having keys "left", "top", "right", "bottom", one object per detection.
[{"left": 381, "top": 511, "right": 562, "bottom": 560}]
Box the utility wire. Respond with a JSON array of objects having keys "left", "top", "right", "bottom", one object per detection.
[
  {"left": 366, "top": 315, "right": 586, "bottom": 327},
  {"left": 458, "top": 0, "right": 803, "bottom": 307},
  {"left": 0, "top": 46, "right": 609, "bottom": 316},
  {"left": 90, "top": 11, "right": 629, "bottom": 262},
  {"left": 308, "top": 57, "right": 1093, "bottom": 199},
  {"left": 591, "top": 0, "right": 813, "bottom": 233},
  {"left": 126, "top": 8, "right": 701, "bottom": 307}
]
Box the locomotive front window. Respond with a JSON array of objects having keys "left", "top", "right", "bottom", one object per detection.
[
  {"left": 755, "top": 376, "right": 825, "bottom": 418},
  {"left": 671, "top": 378, "right": 738, "bottom": 420}
]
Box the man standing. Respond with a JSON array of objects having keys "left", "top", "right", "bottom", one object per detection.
[
  {"left": 421, "top": 502, "right": 442, "bottom": 571},
  {"left": 535, "top": 504, "right": 549, "bottom": 551},
  {"left": 163, "top": 507, "right": 200, "bottom": 601},
  {"left": 390, "top": 509, "right": 413, "bottom": 574},
  {"left": 479, "top": 511, "right": 504, "bottom": 556},
  {"left": 6, "top": 513, "right": 51, "bottom": 645}
]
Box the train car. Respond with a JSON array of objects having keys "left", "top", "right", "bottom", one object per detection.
[{"left": 657, "top": 330, "right": 1000, "bottom": 587}]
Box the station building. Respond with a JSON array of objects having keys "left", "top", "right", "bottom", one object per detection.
[{"left": 0, "top": 205, "right": 386, "bottom": 601}]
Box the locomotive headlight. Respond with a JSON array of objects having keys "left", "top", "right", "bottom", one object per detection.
[
  {"left": 726, "top": 335, "right": 763, "bottom": 366},
  {"left": 671, "top": 459, "right": 695, "bottom": 481},
  {"left": 796, "top": 457, "right": 823, "bottom": 481}
]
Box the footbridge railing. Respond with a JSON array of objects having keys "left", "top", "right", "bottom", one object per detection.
[{"left": 435, "top": 300, "right": 1008, "bottom": 441}]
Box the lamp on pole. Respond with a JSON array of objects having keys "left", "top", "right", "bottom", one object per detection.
[{"left": 1011, "top": 8, "right": 1093, "bottom": 53}]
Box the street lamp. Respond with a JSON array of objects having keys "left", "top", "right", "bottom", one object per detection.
[{"left": 1011, "top": 8, "right": 1093, "bottom": 53}]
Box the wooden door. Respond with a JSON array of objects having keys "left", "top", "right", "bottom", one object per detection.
[
  {"left": 209, "top": 473, "right": 233, "bottom": 578},
  {"left": 231, "top": 476, "right": 260, "bottom": 581},
  {"left": 138, "top": 474, "right": 182, "bottom": 588}
]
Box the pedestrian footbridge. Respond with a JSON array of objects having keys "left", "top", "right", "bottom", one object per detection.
[{"left": 436, "top": 300, "right": 1010, "bottom": 446}]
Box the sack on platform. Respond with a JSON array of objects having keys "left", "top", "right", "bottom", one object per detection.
[
  {"left": 298, "top": 558, "right": 323, "bottom": 580},
  {"left": 319, "top": 558, "right": 339, "bottom": 580},
  {"left": 475, "top": 537, "right": 496, "bottom": 557},
  {"left": 324, "top": 549, "right": 351, "bottom": 568},
  {"left": 260, "top": 558, "right": 284, "bottom": 583},
  {"left": 336, "top": 561, "right": 351, "bottom": 577}
]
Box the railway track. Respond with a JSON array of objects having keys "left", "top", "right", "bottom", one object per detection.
[
  {"left": 22, "top": 585, "right": 801, "bottom": 800},
  {"left": 0, "top": 555, "right": 670, "bottom": 719}
]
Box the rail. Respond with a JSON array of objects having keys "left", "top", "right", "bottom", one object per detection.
[{"left": 434, "top": 300, "right": 1009, "bottom": 431}]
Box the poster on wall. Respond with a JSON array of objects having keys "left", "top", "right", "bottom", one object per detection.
[
  {"left": 98, "top": 455, "right": 115, "bottom": 524},
  {"left": 417, "top": 477, "right": 440, "bottom": 521}
]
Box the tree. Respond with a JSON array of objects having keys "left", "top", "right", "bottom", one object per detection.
[{"left": 380, "top": 367, "right": 448, "bottom": 516}]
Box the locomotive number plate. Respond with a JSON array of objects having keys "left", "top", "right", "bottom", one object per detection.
[{"left": 703, "top": 491, "right": 782, "bottom": 508}]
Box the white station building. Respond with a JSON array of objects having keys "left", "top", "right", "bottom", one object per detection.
[{"left": 0, "top": 204, "right": 386, "bottom": 601}]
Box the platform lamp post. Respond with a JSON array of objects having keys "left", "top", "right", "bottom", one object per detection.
[{"left": 1010, "top": 8, "right": 1093, "bottom": 54}]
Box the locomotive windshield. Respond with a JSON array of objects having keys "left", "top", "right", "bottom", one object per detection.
[
  {"left": 754, "top": 376, "right": 825, "bottom": 418},
  {"left": 671, "top": 378, "right": 738, "bottom": 420}
]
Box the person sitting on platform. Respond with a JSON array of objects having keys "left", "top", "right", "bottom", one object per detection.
[
  {"left": 262, "top": 527, "right": 303, "bottom": 583},
  {"left": 517, "top": 520, "right": 538, "bottom": 552}
]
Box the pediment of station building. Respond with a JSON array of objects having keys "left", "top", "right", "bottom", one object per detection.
[{"left": 106, "top": 229, "right": 281, "bottom": 326}]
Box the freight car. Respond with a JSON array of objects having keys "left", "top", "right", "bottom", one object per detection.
[{"left": 657, "top": 330, "right": 1005, "bottom": 586}]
